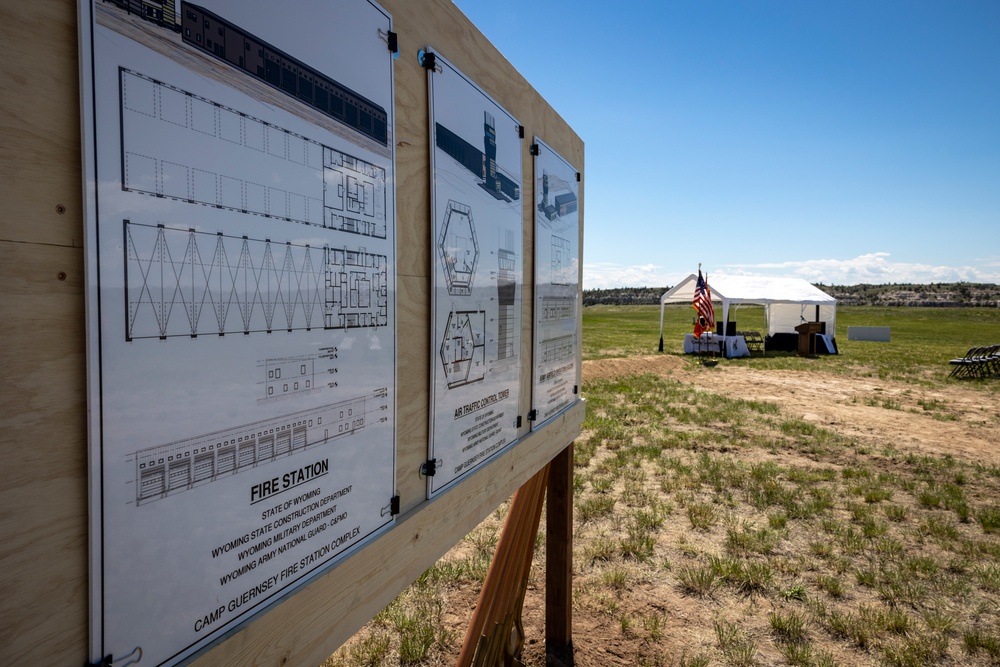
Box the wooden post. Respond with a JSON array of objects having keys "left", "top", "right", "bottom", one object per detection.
[
  {"left": 545, "top": 443, "right": 573, "bottom": 656},
  {"left": 457, "top": 466, "right": 550, "bottom": 667}
]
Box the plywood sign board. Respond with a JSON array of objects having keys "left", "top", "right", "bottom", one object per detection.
[
  {"left": 78, "top": 1, "right": 398, "bottom": 664},
  {"left": 1, "top": 0, "right": 585, "bottom": 664},
  {"left": 531, "top": 138, "right": 582, "bottom": 428},
  {"left": 426, "top": 49, "right": 524, "bottom": 497}
]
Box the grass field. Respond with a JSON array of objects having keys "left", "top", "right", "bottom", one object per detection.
[
  {"left": 327, "top": 306, "right": 1000, "bottom": 666},
  {"left": 588, "top": 305, "right": 1000, "bottom": 386}
]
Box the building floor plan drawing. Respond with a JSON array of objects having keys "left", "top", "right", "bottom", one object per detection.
[
  {"left": 439, "top": 309, "right": 487, "bottom": 388},
  {"left": 121, "top": 68, "right": 387, "bottom": 240},
  {"left": 324, "top": 151, "right": 387, "bottom": 238},
  {"left": 324, "top": 246, "right": 388, "bottom": 329},
  {"left": 539, "top": 334, "right": 575, "bottom": 365},
  {"left": 438, "top": 200, "right": 479, "bottom": 296},
  {"left": 124, "top": 221, "right": 387, "bottom": 339}
]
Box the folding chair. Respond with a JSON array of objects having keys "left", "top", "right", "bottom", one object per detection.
[
  {"left": 949, "top": 347, "right": 980, "bottom": 378},
  {"left": 970, "top": 345, "right": 999, "bottom": 379},
  {"left": 950, "top": 346, "right": 990, "bottom": 379},
  {"left": 984, "top": 344, "right": 1000, "bottom": 378}
]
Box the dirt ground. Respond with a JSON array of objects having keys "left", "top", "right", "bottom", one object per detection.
[
  {"left": 335, "top": 356, "right": 999, "bottom": 666},
  {"left": 582, "top": 355, "right": 1000, "bottom": 468},
  {"left": 514, "top": 357, "right": 998, "bottom": 666}
]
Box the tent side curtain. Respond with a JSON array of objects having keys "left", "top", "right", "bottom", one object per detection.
[{"left": 766, "top": 303, "right": 836, "bottom": 337}]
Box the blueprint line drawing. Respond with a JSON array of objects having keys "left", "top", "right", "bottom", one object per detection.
[
  {"left": 121, "top": 68, "right": 387, "bottom": 239},
  {"left": 540, "top": 295, "right": 576, "bottom": 322},
  {"left": 438, "top": 200, "right": 478, "bottom": 296},
  {"left": 259, "top": 355, "right": 318, "bottom": 403},
  {"left": 324, "top": 245, "right": 388, "bottom": 328},
  {"left": 133, "top": 395, "right": 370, "bottom": 504},
  {"left": 496, "top": 228, "right": 517, "bottom": 362},
  {"left": 439, "top": 309, "right": 487, "bottom": 389},
  {"left": 550, "top": 235, "right": 574, "bottom": 286},
  {"left": 539, "top": 334, "right": 574, "bottom": 365},
  {"left": 124, "top": 220, "right": 387, "bottom": 339}
]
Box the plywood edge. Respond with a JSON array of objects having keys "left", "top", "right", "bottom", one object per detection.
[{"left": 189, "top": 400, "right": 584, "bottom": 667}]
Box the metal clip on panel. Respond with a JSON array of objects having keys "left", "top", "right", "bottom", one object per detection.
[
  {"left": 86, "top": 647, "right": 142, "bottom": 667},
  {"left": 418, "top": 49, "right": 441, "bottom": 72},
  {"left": 378, "top": 29, "right": 399, "bottom": 59}
]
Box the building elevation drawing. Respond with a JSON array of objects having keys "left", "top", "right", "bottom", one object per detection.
[
  {"left": 133, "top": 390, "right": 384, "bottom": 504},
  {"left": 121, "top": 69, "right": 387, "bottom": 240},
  {"left": 124, "top": 221, "right": 387, "bottom": 339}
]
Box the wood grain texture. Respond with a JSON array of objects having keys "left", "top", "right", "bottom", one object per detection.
[
  {"left": 0, "top": 0, "right": 583, "bottom": 664},
  {"left": 0, "top": 242, "right": 89, "bottom": 662},
  {"left": 0, "top": 0, "right": 84, "bottom": 248}
]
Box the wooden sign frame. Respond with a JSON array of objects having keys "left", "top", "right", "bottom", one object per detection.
[{"left": 0, "top": 0, "right": 584, "bottom": 664}]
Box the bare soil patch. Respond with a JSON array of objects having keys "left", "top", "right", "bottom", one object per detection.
[{"left": 584, "top": 354, "right": 1000, "bottom": 468}]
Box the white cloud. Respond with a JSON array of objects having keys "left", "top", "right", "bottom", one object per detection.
[
  {"left": 583, "top": 254, "right": 1000, "bottom": 288},
  {"left": 582, "top": 263, "right": 688, "bottom": 290},
  {"left": 720, "top": 253, "right": 1000, "bottom": 285}
]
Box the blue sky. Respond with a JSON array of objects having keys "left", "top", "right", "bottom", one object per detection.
[{"left": 451, "top": 0, "right": 1000, "bottom": 289}]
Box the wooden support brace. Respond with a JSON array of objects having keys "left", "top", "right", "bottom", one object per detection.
[
  {"left": 546, "top": 443, "right": 574, "bottom": 654},
  {"left": 457, "top": 466, "right": 550, "bottom": 667}
]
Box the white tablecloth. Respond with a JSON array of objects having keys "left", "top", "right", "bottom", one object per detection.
[{"left": 683, "top": 334, "right": 750, "bottom": 358}]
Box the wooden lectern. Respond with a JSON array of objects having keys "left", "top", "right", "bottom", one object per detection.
[{"left": 794, "top": 321, "right": 826, "bottom": 356}]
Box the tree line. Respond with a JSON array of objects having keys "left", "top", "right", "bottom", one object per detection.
[{"left": 582, "top": 283, "right": 1000, "bottom": 307}]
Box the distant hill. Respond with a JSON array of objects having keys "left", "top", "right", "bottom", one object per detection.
[{"left": 583, "top": 283, "right": 1000, "bottom": 307}]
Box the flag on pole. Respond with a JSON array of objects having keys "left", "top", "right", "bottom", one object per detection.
[{"left": 692, "top": 269, "right": 715, "bottom": 337}]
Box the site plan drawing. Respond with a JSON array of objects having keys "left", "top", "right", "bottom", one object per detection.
[
  {"left": 427, "top": 50, "right": 523, "bottom": 496},
  {"left": 531, "top": 138, "right": 582, "bottom": 429},
  {"left": 79, "top": 2, "right": 397, "bottom": 666}
]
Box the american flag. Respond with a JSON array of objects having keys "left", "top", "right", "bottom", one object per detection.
[{"left": 692, "top": 269, "right": 715, "bottom": 336}]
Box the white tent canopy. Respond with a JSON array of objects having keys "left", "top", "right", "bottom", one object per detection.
[{"left": 659, "top": 274, "right": 837, "bottom": 341}]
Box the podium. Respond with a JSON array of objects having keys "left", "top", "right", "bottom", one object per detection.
[{"left": 794, "top": 322, "right": 826, "bottom": 356}]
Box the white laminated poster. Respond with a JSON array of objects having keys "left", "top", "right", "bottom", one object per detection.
[
  {"left": 78, "top": 2, "right": 397, "bottom": 665},
  {"left": 531, "top": 138, "right": 581, "bottom": 428},
  {"left": 426, "top": 50, "right": 523, "bottom": 496}
]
